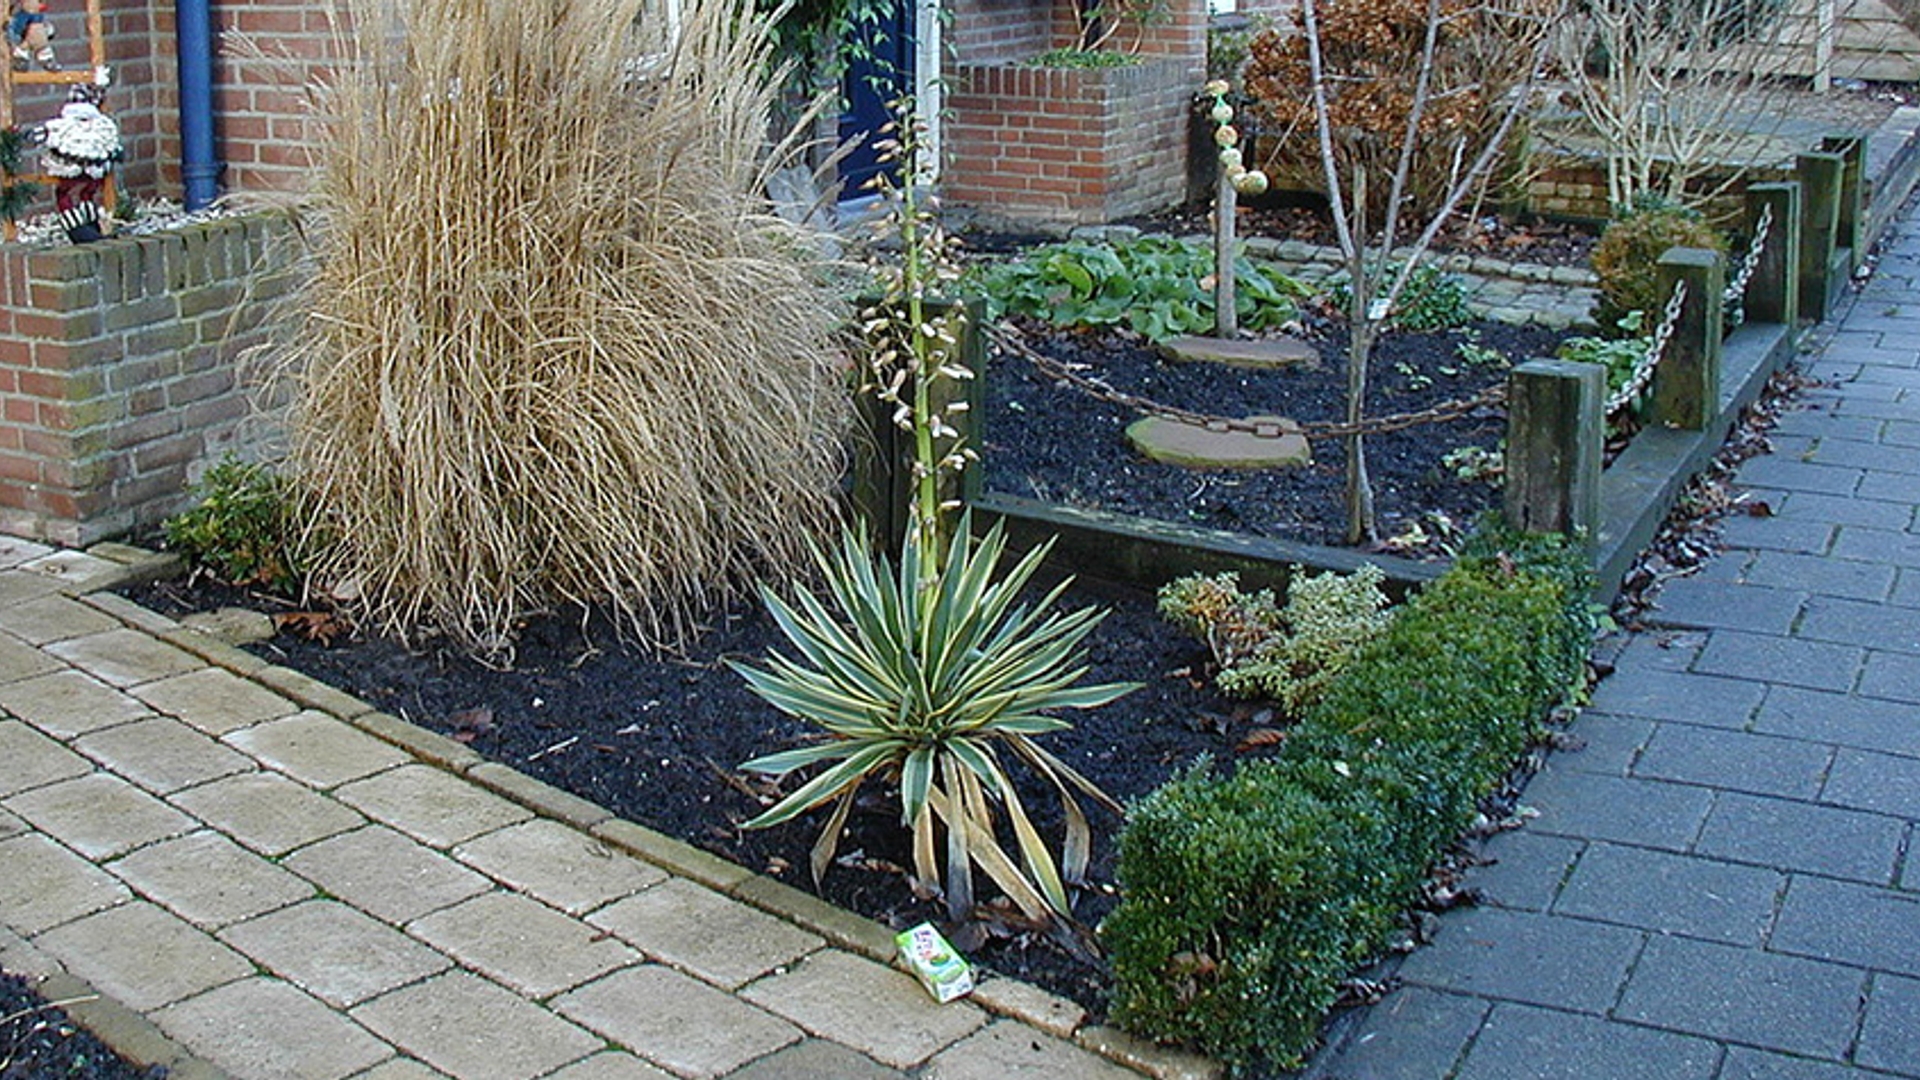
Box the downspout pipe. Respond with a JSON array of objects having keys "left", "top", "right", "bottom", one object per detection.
[{"left": 176, "top": 0, "right": 219, "bottom": 210}]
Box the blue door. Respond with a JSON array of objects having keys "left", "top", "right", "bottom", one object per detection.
[{"left": 837, "top": 1, "right": 914, "bottom": 199}]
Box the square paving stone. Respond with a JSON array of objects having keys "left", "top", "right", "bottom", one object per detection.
[
  {"left": 554, "top": 965, "right": 799, "bottom": 1079},
  {"left": 353, "top": 971, "right": 603, "bottom": 1080},
  {"left": 587, "top": 877, "right": 823, "bottom": 990},
  {"left": 45, "top": 628, "right": 202, "bottom": 688},
  {"left": 407, "top": 891, "right": 638, "bottom": 999},
  {"left": 1858, "top": 649, "right": 1920, "bottom": 704},
  {"left": 1615, "top": 934, "right": 1865, "bottom": 1059},
  {"left": 1754, "top": 684, "right": 1920, "bottom": 760},
  {"left": 4, "top": 773, "right": 195, "bottom": 859},
  {"left": 1585, "top": 668, "right": 1765, "bottom": 729},
  {"left": 169, "top": 771, "right": 365, "bottom": 856},
  {"left": 0, "top": 593, "right": 122, "bottom": 645},
  {"left": 1552, "top": 712, "right": 1655, "bottom": 776},
  {"left": 0, "top": 833, "right": 128, "bottom": 934},
  {"left": 1393, "top": 907, "right": 1641, "bottom": 1013},
  {"left": 1719, "top": 1046, "right": 1872, "bottom": 1079},
  {"left": 0, "top": 670, "right": 153, "bottom": 737},
  {"left": 284, "top": 825, "right": 492, "bottom": 924},
  {"left": 1747, "top": 551, "right": 1896, "bottom": 602},
  {"left": 1646, "top": 579, "right": 1805, "bottom": 635},
  {"left": 133, "top": 667, "right": 300, "bottom": 736},
  {"left": 1309, "top": 986, "right": 1486, "bottom": 1080},
  {"left": 108, "top": 829, "right": 313, "bottom": 928},
  {"left": 334, "top": 764, "right": 532, "bottom": 848},
  {"left": 1521, "top": 771, "right": 1714, "bottom": 852},
  {"left": 0, "top": 804, "right": 22, "bottom": 839},
  {"left": 0, "top": 632, "right": 68, "bottom": 685},
  {"left": 1695, "top": 791, "right": 1905, "bottom": 885},
  {"left": 73, "top": 717, "right": 253, "bottom": 794},
  {"left": 1821, "top": 747, "right": 1920, "bottom": 819},
  {"left": 35, "top": 900, "right": 254, "bottom": 1011},
  {"left": 1553, "top": 842, "right": 1783, "bottom": 945},
  {"left": 1695, "top": 630, "right": 1863, "bottom": 694},
  {"left": 920, "top": 1020, "right": 1142, "bottom": 1080},
  {"left": 725, "top": 1040, "right": 901, "bottom": 1080},
  {"left": 1772, "top": 876, "right": 1920, "bottom": 977},
  {"left": 741, "top": 949, "right": 986, "bottom": 1068},
  {"left": 1462, "top": 831, "right": 1584, "bottom": 913},
  {"left": 1453, "top": 1003, "right": 1720, "bottom": 1080},
  {"left": 220, "top": 900, "right": 452, "bottom": 1007},
  {"left": 452, "top": 818, "right": 666, "bottom": 916},
  {"left": 155, "top": 976, "right": 392, "bottom": 1080},
  {"left": 1631, "top": 725, "right": 1832, "bottom": 800},
  {"left": 1798, "top": 595, "right": 1920, "bottom": 654},
  {"left": 1834, "top": 526, "right": 1920, "bottom": 568},
  {"left": 225, "top": 710, "right": 412, "bottom": 789},
  {"left": 0, "top": 719, "right": 91, "bottom": 797},
  {"left": 540, "top": 1050, "right": 675, "bottom": 1079},
  {"left": 1858, "top": 972, "right": 1920, "bottom": 1075}
]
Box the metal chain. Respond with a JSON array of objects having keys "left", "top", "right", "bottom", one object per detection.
[
  {"left": 1604, "top": 276, "right": 1687, "bottom": 418},
  {"left": 1722, "top": 201, "right": 1774, "bottom": 329},
  {"left": 985, "top": 323, "right": 1506, "bottom": 443}
]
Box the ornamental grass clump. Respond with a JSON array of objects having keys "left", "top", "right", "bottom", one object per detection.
[{"left": 278, "top": 0, "right": 850, "bottom": 654}]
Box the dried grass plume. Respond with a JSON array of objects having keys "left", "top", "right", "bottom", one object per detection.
[{"left": 280, "top": 0, "right": 851, "bottom": 655}]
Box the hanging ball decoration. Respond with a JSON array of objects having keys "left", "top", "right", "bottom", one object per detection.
[
  {"left": 1233, "top": 169, "right": 1270, "bottom": 197},
  {"left": 1210, "top": 101, "right": 1234, "bottom": 125},
  {"left": 1213, "top": 124, "right": 1240, "bottom": 149},
  {"left": 1203, "top": 79, "right": 1230, "bottom": 98},
  {"left": 1219, "top": 147, "right": 1242, "bottom": 170}
]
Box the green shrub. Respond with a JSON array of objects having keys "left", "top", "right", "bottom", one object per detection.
[
  {"left": 1327, "top": 262, "right": 1472, "bottom": 332},
  {"left": 1556, "top": 311, "right": 1648, "bottom": 395},
  {"left": 1591, "top": 203, "right": 1726, "bottom": 338},
  {"left": 966, "top": 237, "right": 1307, "bottom": 343},
  {"left": 1108, "top": 525, "right": 1595, "bottom": 1071},
  {"left": 1157, "top": 565, "right": 1391, "bottom": 715},
  {"left": 163, "top": 457, "right": 303, "bottom": 591}
]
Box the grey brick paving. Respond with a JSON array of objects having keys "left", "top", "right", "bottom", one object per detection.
[
  {"left": 1460, "top": 831, "right": 1584, "bottom": 912},
  {"left": 1300, "top": 987, "right": 1486, "bottom": 1080},
  {"left": 1583, "top": 667, "right": 1766, "bottom": 728},
  {"left": 1695, "top": 630, "right": 1864, "bottom": 693},
  {"left": 1857, "top": 973, "right": 1920, "bottom": 1076},
  {"left": 1772, "top": 876, "right": 1920, "bottom": 977},
  {"left": 1798, "top": 594, "right": 1920, "bottom": 653},
  {"left": 1452, "top": 1004, "right": 1721, "bottom": 1080},
  {"left": 1856, "top": 648, "right": 1920, "bottom": 703},
  {"left": 1695, "top": 791, "right": 1906, "bottom": 885},
  {"left": 1631, "top": 724, "right": 1832, "bottom": 800},
  {"left": 1644, "top": 578, "right": 1806, "bottom": 634},
  {"left": 1614, "top": 934, "right": 1866, "bottom": 1059},
  {"left": 1553, "top": 842, "right": 1783, "bottom": 945},
  {"left": 1551, "top": 711, "right": 1655, "bottom": 775},
  {"left": 1755, "top": 684, "right": 1920, "bottom": 760},
  {"left": 1522, "top": 770, "right": 1714, "bottom": 851},
  {"left": 1821, "top": 747, "right": 1920, "bottom": 819},
  {"left": 1393, "top": 907, "right": 1641, "bottom": 1013}
]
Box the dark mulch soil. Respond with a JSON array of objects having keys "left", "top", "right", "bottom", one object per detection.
[
  {"left": 983, "top": 317, "right": 1571, "bottom": 554},
  {"left": 0, "top": 973, "right": 166, "bottom": 1079}
]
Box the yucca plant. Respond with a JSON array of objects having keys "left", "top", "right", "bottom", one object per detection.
[{"left": 732, "top": 516, "right": 1137, "bottom": 921}]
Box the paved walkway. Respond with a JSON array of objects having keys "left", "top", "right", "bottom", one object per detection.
[
  {"left": 0, "top": 548, "right": 1194, "bottom": 1079},
  {"left": 1307, "top": 219, "right": 1920, "bottom": 1078}
]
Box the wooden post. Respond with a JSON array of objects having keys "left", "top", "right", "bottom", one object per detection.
[
  {"left": 1504, "top": 359, "right": 1605, "bottom": 539},
  {"left": 1651, "top": 247, "right": 1724, "bottom": 431},
  {"left": 1215, "top": 171, "right": 1238, "bottom": 338},
  {"left": 1742, "top": 182, "right": 1801, "bottom": 327},
  {"left": 1797, "top": 151, "right": 1845, "bottom": 322},
  {"left": 1820, "top": 135, "right": 1866, "bottom": 270}
]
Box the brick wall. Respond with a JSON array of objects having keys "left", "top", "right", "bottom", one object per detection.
[
  {"left": 944, "top": 53, "right": 1200, "bottom": 226},
  {"left": 208, "top": 0, "right": 338, "bottom": 198},
  {"left": 0, "top": 212, "right": 297, "bottom": 544}
]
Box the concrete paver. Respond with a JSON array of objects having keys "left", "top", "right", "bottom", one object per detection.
[
  {"left": 170, "top": 769, "right": 367, "bottom": 856},
  {"left": 587, "top": 877, "right": 824, "bottom": 991},
  {"left": 0, "top": 832, "right": 129, "bottom": 933},
  {"left": 154, "top": 976, "right": 394, "bottom": 1080},
  {"left": 451, "top": 818, "right": 666, "bottom": 916},
  {"left": 0, "top": 718, "right": 92, "bottom": 797},
  {"left": 132, "top": 666, "right": 300, "bottom": 734},
  {"left": 353, "top": 971, "right": 604, "bottom": 1080},
  {"left": 72, "top": 716, "right": 253, "bottom": 794},
  {"left": 334, "top": 763, "right": 533, "bottom": 846},
  {"left": 407, "top": 891, "right": 638, "bottom": 999},
  {"left": 44, "top": 627, "right": 202, "bottom": 687},
  {"left": 552, "top": 965, "right": 801, "bottom": 1080},
  {"left": 107, "top": 829, "right": 313, "bottom": 928},
  {"left": 220, "top": 900, "right": 452, "bottom": 1008},
  {"left": 283, "top": 825, "right": 493, "bottom": 924},
  {"left": 225, "top": 709, "right": 412, "bottom": 788},
  {"left": 34, "top": 900, "right": 254, "bottom": 1011},
  {"left": 0, "top": 669, "right": 152, "bottom": 736},
  {"left": 740, "top": 949, "right": 988, "bottom": 1068},
  {"left": 4, "top": 772, "right": 196, "bottom": 859}
]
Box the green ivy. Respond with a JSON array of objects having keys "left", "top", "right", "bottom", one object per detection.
[
  {"left": 1327, "top": 262, "right": 1472, "bottom": 332},
  {"left": 965, "top": 237, "right": 1308, "bottom": 344}
]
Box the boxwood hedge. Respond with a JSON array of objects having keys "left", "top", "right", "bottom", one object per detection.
[{"left": 1105, "top": 526, "right": 1596, "bottom": 1071}]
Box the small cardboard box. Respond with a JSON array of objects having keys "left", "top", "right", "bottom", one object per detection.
[{"left": 896, "top": 922, "right": 975, "bottom": 1003}]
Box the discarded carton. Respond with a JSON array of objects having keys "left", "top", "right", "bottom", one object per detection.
[{"left": 896, "top": 922, "right": 975, "bottom": 1003}]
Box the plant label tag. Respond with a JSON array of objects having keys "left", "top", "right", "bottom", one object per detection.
[
  {"left": 1367, "top": 299, "right": 1393, "bottom": 322},
  {"left": 896, "top": 923, "right": 974, "bottom": 1003}
]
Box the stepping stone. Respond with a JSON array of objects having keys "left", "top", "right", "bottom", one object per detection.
[
  {"left": 1158, "top": 334, "right": 1319, "bottom": 370},
  {"left": 1126, "top": 415, "right": 1312, "bottom": 469},
  {"left": 180, "top": 607, "right": 276, "bottom": 646}
]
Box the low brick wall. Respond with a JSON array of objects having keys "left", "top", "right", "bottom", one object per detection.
[
  {"left": 0, "top": 212, "right": 299, "bottom": 545},
  {"left": 946, "top": 55, "right": 1199, "bottom": 228}
]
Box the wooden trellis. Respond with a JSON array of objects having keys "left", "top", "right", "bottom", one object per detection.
[{"left": 1, "top": 0, "right": 112, "bottom": 240}]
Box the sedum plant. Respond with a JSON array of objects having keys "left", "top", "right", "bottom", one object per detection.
[
  {"left": 1159, "top": 564, "right": 1391, "bottom": 715},
  {"left": 736, "top": 102, "right": 1135, "bottom": 927}
]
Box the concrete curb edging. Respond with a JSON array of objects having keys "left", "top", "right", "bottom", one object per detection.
[{"left": 63, "top": 565, "right": 1226, "bottom": 1080}]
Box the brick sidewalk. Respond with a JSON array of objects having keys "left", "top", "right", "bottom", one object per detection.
[
  {"left": 0, "top": 545, "right": 1203, "bottom": 1080},
  {"left": 1305, "top": 221, "right": 1920, "bottom": 1079}
]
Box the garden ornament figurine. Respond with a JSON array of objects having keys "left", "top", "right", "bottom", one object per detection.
[
  {"left": 7, "top": 0, "right": 55, "bottom": 72},
  {"left": 39, "top": 76, "right": 121, "bottom": 243}
]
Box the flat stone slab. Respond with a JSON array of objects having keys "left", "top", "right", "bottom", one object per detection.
[
  {"left": 1158, "top": 335, "right": 1318, "bottom": 369},
  {"left": 1126, "top": 415, "right": 1311, "bottom": 469}
]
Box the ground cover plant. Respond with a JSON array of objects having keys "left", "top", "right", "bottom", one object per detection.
[{"left": 275, "top": 0, "right": 850, "bottom": 656}]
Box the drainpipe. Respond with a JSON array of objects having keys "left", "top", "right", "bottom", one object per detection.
[{"left": 176, "top": 0, "right": 219, "bottom": 210}]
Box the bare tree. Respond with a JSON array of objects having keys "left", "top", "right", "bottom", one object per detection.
[{"left": 1288, "top": 0, "right": 1559, "bottom": 543}]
